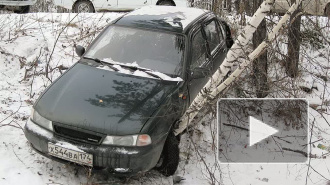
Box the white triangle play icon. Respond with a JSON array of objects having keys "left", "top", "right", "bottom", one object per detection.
[{"left": 249, "top": 116, "right": 279, "bottom": 147}]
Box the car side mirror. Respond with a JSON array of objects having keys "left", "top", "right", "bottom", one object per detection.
[
  {"left": 190, "top": 67, "right": 211, "bottom": 79},
  {"left": 75, "top": 45, "right": 85, "bottom": 57}
]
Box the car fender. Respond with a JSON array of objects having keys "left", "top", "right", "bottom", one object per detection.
[
  {"left": 139, "top": 85, "right": 185, "bottom": 144},
  {"left": 54, "top": 0, "right": 75, "bottom": 10}
]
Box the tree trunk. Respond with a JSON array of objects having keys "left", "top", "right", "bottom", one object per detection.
[
  {"left": 244, "top": 0, "right": 252, "bottom": 16},
  {"left": 227, "top": 0, "right": 232, "bottom": 12},
  {"left": 286, "top": 0, "right": 302, "bottom": 78},
  {"left": 234, "top": 0, "right": 240, "bottom": 13},
  {"left": 252, "top": 0, "right": 269, "bottom": 98}
]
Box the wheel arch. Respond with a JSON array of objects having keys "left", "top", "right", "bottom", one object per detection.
[
  {"left": 156, "top": 0, "right": 176, "bottom": 6},
  {"left": 325, "top": 2, "right": 330, "bottom": 16}
]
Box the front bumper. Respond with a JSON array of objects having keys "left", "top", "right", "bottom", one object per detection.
[
  {"left": 0, "top": 0, "right": 36, "bottom": 6},
  {"left": 24, "top": 119, "right": 165, "bottom": 175}
]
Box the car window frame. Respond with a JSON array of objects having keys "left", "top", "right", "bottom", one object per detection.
[
  {"left": 203, "top": 18, "right": 226, "bottom": 57},
  {"left": 189, "top": 26, "right": 210, "bottom": 70}
]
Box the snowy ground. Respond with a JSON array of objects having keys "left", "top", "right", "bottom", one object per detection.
[{"left": 0, "top": 12, "right": 329, "bottom": 185}]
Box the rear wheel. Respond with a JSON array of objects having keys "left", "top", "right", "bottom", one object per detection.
[
  {"left": 14, "top": 6, "right": 30, "bottom": 14},
  {"left": 155, "top": 131, "right": 179, "bottom": 176},
  {"left": 158, "top": 1, "right": 175, "bottom": 6},
  {"left": 73, "top": 0, "right": 95, "bottom": 13}
]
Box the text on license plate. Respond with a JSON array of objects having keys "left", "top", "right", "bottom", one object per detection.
[{"left": 48, "top": 143, "right": 93, "bottom": 167}]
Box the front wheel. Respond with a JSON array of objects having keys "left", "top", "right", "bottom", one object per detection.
[
  {"left": 158, "top": 1, "right": 175, "bottom": 6},
  {"left": 155, "top": 131, "right": 179, "bottom": 176},
  {"left": 73, "top": 0, "right": 95, "bottom": 13},
  {"left": 14, "top": 6, "right": 30, "bottom": 14}
]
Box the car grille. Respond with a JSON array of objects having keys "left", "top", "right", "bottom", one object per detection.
[{"left": 53, "top": 124, "right": 104, "bottom": 145}]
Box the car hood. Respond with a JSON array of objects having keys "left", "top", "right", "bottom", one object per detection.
[{"left": 35, "top": 63, "right": 180, "bottom": 135}]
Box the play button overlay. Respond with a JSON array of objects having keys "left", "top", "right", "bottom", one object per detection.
[
  {"left": 218, "top": 99, "right": 308, "bottom": 163},
  {"left": 249, "top": 116, "right": 278, "bottom": 147}
]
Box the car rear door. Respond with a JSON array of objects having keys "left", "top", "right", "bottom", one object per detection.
[
  {"left": 117, "top": 0, "right": 151, "bottom": 9},
  {"left": 93, "top": 0, "right": 117, "bottom": 9}
]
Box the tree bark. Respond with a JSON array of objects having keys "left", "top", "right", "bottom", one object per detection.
[
  {"left": 252, "top": 0, "right": 269, "bottom": 98},
  {"left": 244, "top": 0, "right": 252, "bottom": 16},
  {"left": 227, "top": 0, "right": 232, "bottom": 12},
  {"left": 286, "top": 0, "right": 302, "bottom": 78}
]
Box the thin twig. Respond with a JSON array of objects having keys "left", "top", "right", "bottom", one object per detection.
[
  {"left": 305, "top": 118, "right": 315, "bottom": 185},
  {"left": 0, "top": 95, "right": 22, "bottom": 124},
  {"left": 45, "top": 13, "right": 79, "bottom": 81}
]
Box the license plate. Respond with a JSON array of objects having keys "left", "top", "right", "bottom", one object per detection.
[{"left": 48, "top": 143, "right": 93, "bottom": 167}]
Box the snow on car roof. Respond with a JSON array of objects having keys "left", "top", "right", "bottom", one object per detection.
[{"left": 115, "top": 6, "right": 209, "bottom": 33}]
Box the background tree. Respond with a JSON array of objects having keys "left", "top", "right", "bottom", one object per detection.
[
  {"left": 226, "top": 0, "right": 232, "bottom": 12},
  {"left": 286, "top": 0, "right": 302, "bottom": 78},
  {"left": 252, "top": 0, "right": 269, "bottom": 97}
]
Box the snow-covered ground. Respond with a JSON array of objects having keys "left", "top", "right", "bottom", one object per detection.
[{"left": 0, "top": 12, "right": 329, "bottom": 185}]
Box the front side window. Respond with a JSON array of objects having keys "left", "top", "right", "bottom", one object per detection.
[
  {"left": 204, "top": 20, "right": 221, "bottom": 54},
  {"left": 84, "top": 26, "right": 185, "bottom": 76}
]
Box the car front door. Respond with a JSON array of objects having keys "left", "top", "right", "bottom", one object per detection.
[
  {"left": 117, "top": 0, "right": 151, "bottom": 9},
  {"left": 187, "top": 18, "right": 227, "bottom": 104}
]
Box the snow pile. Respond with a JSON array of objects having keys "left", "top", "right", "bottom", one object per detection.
[{"left": 53, "top": 141, "right": 85, "bottom": 153}]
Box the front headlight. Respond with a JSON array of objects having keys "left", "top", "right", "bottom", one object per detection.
[
  {"left": 30, "top": 107, "right": 53, "bottom": 131},
  {"left": 102, "top": 134, "right": 151, "bottom": 146}
]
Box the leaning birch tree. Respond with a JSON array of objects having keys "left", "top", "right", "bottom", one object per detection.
[{"left": 174, "top": 0, "right": 304, "bottom": 135}]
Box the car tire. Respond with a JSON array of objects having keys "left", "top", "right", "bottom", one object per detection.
[
  {"left": 14, "top": 6, "right": 30, "bottom": 14},
  {"left": 155, "top": 131, "right": 179, "bottom": 176},
  {"left": 158, "top": 1, "right": 175, "bottom": 6},
  {"left": 325, "top": 3, "right": 330, "bottom": 17},
  {"left": 73, "top": 0, "right": 95, "bottom": 13}
]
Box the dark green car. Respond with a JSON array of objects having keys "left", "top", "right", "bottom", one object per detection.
[{"left": 24, "top": 6, "right": 233, "bottom": 176}]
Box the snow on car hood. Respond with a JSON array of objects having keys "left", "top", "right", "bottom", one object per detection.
[{"left": 96, "top": 58, "right": 183, "bottom": 82}]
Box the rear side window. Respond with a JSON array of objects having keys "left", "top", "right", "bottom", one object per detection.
[
  {"left": 191, "top": 29, "right": 208, "bottom": 69},
  {"left": 203, "top": 20, "right": 221, "bottom": 54}
]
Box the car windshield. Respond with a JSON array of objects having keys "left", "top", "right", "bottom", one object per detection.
[{"left": 84, "top": 26, "right": 185, "bottom": 76}]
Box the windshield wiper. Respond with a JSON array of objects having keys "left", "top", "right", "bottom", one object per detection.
[
  {"left": 118, "top": 64, "right": 164, "bottom": 80},
  {"left": 84, "top": 57, "right": 172, "bottom": 80},
  {"left": 83, "top": 57, "right": 119, "bottom": 72}
]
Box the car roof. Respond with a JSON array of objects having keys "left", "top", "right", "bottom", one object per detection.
[{"left": 114, "top": 6, "right": 210, "bottom": 34}]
